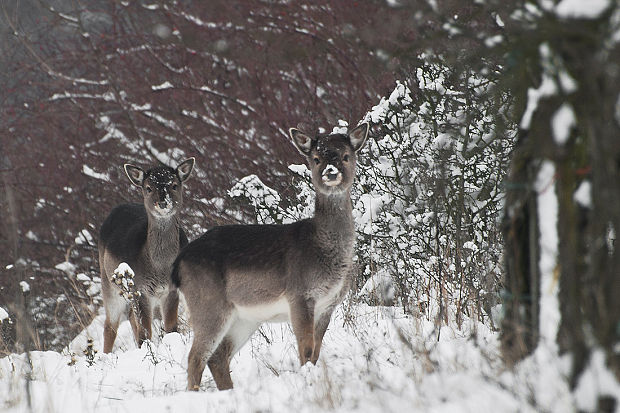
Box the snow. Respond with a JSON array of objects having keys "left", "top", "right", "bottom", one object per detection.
[
  {"left": 355, "top": 193, "right": 389, "bottom": 235},
  {"left": 520, "top": 73, "right": 556, "bottom": 130},
  {"left": 484, "top": 34, "right": 503, "bottom": 47},
  {"left": 288, "top": 164, "right": 311, "bottom": 178},
  {"left": 574, "top": 181, "right": 592, "bottom": 208},
  {"left": 535, "top": 161, "right": 560, "bottom": 345},
  {"left": 19, "top": 281, "right": 30, "bottom": 293},
  {"left": 82, "top": 165, "right": 111, "bottom": 182},
  {"left": 0, "top": 307, "right": 9, "bottom": 322},
  {"left": 365, "top": 81, "right": 411, "bottom": 124},
  {"left": 575, "top": 349, "right": 620, "bottom": 411},
  {"left": 358, "top": 270, "right": 394, "bottom": 305},
  {"left": 76, "top": 273, "right": 91, "bottom": 282},
  {"left": 555, "top": 0, "right": 610, "bottom": 19},
  {"left": 112, "top": 263, "right": 138, "bottom": 301},
  {"left": 332, "top": 119, "right": 349, "bottom": 134},
  {"left": 551, "top": 103, "right": 575, "bottom": 145},
  {"left": 321, "top": 164, "right": 339, "bottom": 181},
  {"left": 494, "top": 14, "right": 505, "bottom": 28},
  {"left": 55, "top": 261, "right": 77, "bottom": 274},
  {"left": 229, "top": 175, "right": 283, "bottom": 223},
  {"left": 25, "top": 230, "right": 39, "bottom": 241},
  {"left": 152, "top": 81, "right": 174, "bottom": 91},
  {"left": 116, "top": 263, "right": 133, "bottom": 277},
  {"left": 0, "top": 302, "right": 580, "bottom": 413},
  {"left": 75, "top": 229, "right": 94, "bottom": 246}
]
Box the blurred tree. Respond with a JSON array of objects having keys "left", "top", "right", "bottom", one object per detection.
[{"left": 496, "top": 1, "right": 620, "bottom": 409}]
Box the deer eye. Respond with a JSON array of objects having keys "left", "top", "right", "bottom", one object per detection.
[
  {"left": 343, "top": 154, "right": 350, "bottom": 162},
  {"left": 313, "top": 158, "right": 321, "bottom": 165},
  {"left": 172, "top": 184, "right": 178, "bottom": 191},
  {"left": 146, "top": 186, "right": 153, "bottom": 193}
]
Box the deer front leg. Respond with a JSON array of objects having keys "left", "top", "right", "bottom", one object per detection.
[
  {"left": 289, "top": 298, "right": 315, "bottom": 365},
  {"left": 163, "top": 288, "right": 179, "bottom": 333},
  {"left": 311, "top": 308, "right": 334, "bottom": 364},
  {"left": 129, "top": 295, "right": 152, "bottom": 347}
]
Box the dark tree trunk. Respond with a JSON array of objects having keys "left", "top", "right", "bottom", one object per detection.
[
  {"left": 500, "top": 5, "right": 620, "bottom": 408},
  {"left": 0, "top": 153, "right": 36, "bottom": 352},
  {"left": 501, "top": 132, "right": 540, "bottom": 362}
]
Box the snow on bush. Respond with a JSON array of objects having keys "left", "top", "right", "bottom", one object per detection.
[
  {"left": 0, "top": 307, "right": 9, "bottom": 324},
  {"left": 111, "top": 263, "right": 141, "bottom": 301}
]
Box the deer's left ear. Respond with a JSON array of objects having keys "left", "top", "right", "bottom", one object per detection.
[
  {"left": 176, "top": 157, "right": 195, "bottom": 182},
  {"left": 349, "top": 122, "right": 369, "bottom": 152}
]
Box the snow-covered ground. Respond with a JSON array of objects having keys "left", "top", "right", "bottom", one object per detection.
[{"left": 0, "top": 300, "right": 579, "bottom": 413}]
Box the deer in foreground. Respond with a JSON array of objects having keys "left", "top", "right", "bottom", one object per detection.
[
  {"left": 171, "top": 123, "right": 369, "bottom": 390},
  {"left": 99, "top": 158, "right": 195, "bottom": 353}
]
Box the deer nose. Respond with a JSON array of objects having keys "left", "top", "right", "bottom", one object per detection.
[
  {"left": 322, "top": 164, "right": 339, "bottom": 178},
  {"left": 321, "top": 164, "right": 342, "bottom": 185}
]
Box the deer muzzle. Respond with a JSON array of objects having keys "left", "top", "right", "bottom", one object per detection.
[{"left": 321, "top": 164, "right": 342, "bottom": 186}]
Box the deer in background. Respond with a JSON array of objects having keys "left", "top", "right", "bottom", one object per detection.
[
  {"left": 99, "top": 158, "right": 195, "bottom": 353},
  {"left": 171, "top": 123, "right": 369, "bottom": 390}
]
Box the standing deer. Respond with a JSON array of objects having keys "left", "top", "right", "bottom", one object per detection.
[
  {"left": 99, "top": 158, "right": 195, "bottom": 353},
  {"left": 171, "top": 123, "right": 369, "bottom": 390}
]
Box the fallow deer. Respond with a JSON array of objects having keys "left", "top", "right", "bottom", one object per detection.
[
  {"left": 99, "top": 158, "right": 195, "bottom": 353},
  {"left": 171, "top": 124, "right": 369, "bottom": 390}
]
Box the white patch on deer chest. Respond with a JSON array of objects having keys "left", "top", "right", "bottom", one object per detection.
[
  {"left": 235, "top": 296, "right": 290, "bottom": 323},
  {"left": 314, "top": 277, "right": 345, "bottom": 316}
]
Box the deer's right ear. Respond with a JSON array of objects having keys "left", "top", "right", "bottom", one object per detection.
[
  {"left": 289, "top": 128, "right": 314, "bottom": 156},
  {"left": 124, "top": 164, "right": 145, "bottom": 187}
]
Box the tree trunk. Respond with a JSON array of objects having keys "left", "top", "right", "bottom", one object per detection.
[
  {"left": 0, "top": 153, "right": 36, "bottom": 352},
  {"left": 501, "top": 132, "right": 540, "bottom": 363}
]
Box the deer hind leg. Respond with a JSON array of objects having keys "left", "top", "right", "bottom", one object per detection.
[
  {"left": 102, "top": 279, "right": 126, "bottom": 353},
  {"left": 208, "top": 318, "right": 258, "bottom": 390},
  {"left": 187, "top": 308, "right": 235, "bottom": 391},
  {"left": 207, "top": 337, "right": 234, "bottom": 390},
  {"left": 162, "top": 288, "right": 179, "bottom": 333},
  {"left": 103, "top": 313, "right": 121, "bottom": 354},
  {"left": 129, "top": 295, "right": 152, "bottom": 348},
  {"left": 289, "top": 298, "right": 315, "bottom": 365}
]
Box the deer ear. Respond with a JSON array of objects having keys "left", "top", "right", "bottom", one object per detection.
[
  {"left": 289, "top": 128, "right": 314, "bottom": 156},
  {"left": 349, "top": 122, "right": 369, "bottom": 152},
  {"left": 124, "top": 164, "right": 144, "bottom": 187},
  {"left": 176, "top": 157, "right": 195, "bottom": 182}
]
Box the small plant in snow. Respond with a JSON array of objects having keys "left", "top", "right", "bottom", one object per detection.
[
  {"left": 112, "top": 263, "right": 141, "bottom": 301},
  {"left": 83, "top": 338, "right": 97, "bottom": 366},
  {"left": 67, "top": 352, "right": 77, "bottom": 366},
  {"left": 143, "top": 339, "right": 160, "bottom": 366}
]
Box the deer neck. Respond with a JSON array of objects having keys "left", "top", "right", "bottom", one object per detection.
[
  {"left": 146, "top": 214, "right": 180, "bottom": 264},
  {"left": 313, "top": 190, "right": 355, "bottom": 248}
]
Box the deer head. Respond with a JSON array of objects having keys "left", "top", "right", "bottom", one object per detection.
[
  {"left": 289, "top": 123, "right": 369, "bottom": 195},
  {"left": 124, "top": 158, "right": 195, "bottom": 218}
]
